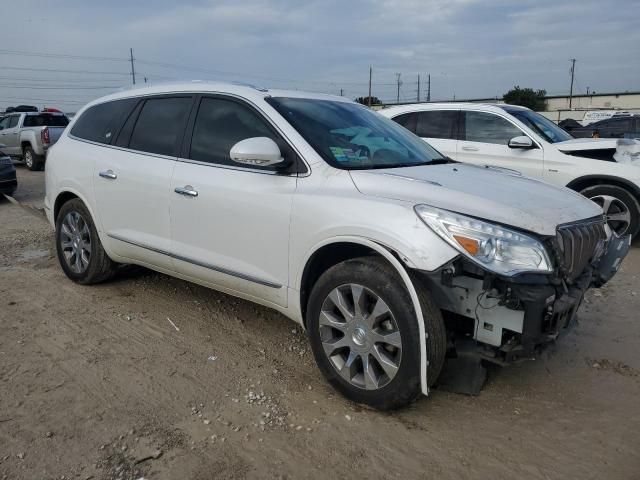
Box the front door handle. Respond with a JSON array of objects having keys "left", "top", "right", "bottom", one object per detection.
[
  {"left": 461, "top": 145, "right": 479, "bottom": 152},
  {"left": 174, "top": 185, "right": 198, "bottom": 197},
  {"left": 99, "top": 169, "right": 117, "bottom": 180}
]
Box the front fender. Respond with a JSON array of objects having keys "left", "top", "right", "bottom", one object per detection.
[{"left": 298, "top": 235, "right": 434, "bottom": 397}]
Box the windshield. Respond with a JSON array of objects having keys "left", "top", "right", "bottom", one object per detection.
[
  {"left": 267, "top": 97, "right": 446, "bottom": 169},
  {"left": 506, "top": 108, "right": 573, "bottom": 143}
]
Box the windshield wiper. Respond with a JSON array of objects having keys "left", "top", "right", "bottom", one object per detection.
[{"left": 428, "top": 157, "right": 457, "bottom": 165}]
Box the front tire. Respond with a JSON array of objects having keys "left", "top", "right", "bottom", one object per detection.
[
  {"left": 580, "top": 184, "right": 640, "bottom": 239},
  {"left": 23, "top": 146, "right": 44, "bottom": 171},
  {"left": 307, "top": 256, "right": 446, "bottom": 410},
  {"left": 55, "top": 198, "right": 117, "bottom": 284}
]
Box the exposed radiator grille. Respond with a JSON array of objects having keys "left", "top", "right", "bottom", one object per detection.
[{"left": 555, "top": 218, "right": 606, "bottom": 282}]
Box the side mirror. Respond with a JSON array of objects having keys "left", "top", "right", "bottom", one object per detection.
[
  {"left": 508, "top": 135, "right": 534, "bottom": 149},
  {"left": 230, "top": 137, "right": 286, "bottom": 167}
]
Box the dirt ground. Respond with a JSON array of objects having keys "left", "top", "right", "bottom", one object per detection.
[{"left": 1, "top": 167, "right": 639, "bottom": 480}]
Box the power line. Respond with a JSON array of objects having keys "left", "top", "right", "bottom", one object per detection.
[
  {"left": 0, "top": 75, "right": 125, "bottom": 85},
  {"left": 0, "top": 65, "right": 130, "bottom": 75},
  {"left": 0, "top": 95, "right": 92, "bottom": 104},
  {"left": 0, "top": 84, "right": 122, "bottom": 90},
  {"left": 136, "top": 57, "right": 403, "bottom": 87},
  {"left": 0, "top": 49, "right": 128, "bottom": 62}
]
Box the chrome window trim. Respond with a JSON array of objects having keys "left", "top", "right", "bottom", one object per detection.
[
  {"left": 67, "top": 90, "right": 311, "bottom": 177},
  {"left": 68, "top": 134, "right": 179, "bottom": 162},
  {"left": 175, "top": 156, "right": 289, "bottom": 176},
  {"left": 68, "top": 134, "right": 297, "bottom": 177},
  {"left": 107, "top": 233, "right": 283, "bottom": 289}
]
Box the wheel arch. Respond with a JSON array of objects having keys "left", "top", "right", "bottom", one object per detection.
[
  {"left": 297, "top": 236, "right": 431, "bottom": 396},
  {"left": 53, "top": 189, "right": 100, "bottom": 232},
  {"left": 566, "top": 175, "right": 640, "bottom": 202}
]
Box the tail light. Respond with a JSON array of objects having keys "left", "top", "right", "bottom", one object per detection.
[{"left": 41, "top": 127, "right": 50, "bottom": 144}]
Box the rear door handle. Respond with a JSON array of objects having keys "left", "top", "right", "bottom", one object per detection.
[
  {"left": 174, "top": 185, "right": 198, "bottom": 197},
  {"left": 461, "top": 145, "right": 479, "bottom": 152},
  {"left": 99, "top": 169, "right": 117, "bottom": 180}
]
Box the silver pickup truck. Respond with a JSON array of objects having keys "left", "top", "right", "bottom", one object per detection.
[{"left": 0, "top": 112, "right": 69, "bottom": 170}]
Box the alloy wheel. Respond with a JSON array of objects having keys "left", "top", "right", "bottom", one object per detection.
[
  {"left": 60, "top": 211, "right": 92, "bottom": 273},
  {"left": 590, "top": 194, "right": 631, "bottom": 237},
  {"left": 319, "top": 284, "right": 402, "bottom": 390}
]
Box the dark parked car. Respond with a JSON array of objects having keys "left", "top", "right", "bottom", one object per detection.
[
  {"left": 0, "top": 144, "right": 17, "bottom": 196},
  {"left": 558, "top": 118, "right": 582, "bottom": 133},
  {"left": 571, "top": 115, "right": 640, "bottom": 139}
]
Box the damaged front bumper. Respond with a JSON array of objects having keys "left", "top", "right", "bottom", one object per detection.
[{"left": 422, "top": 233, "right": 631, "bottom": 364}]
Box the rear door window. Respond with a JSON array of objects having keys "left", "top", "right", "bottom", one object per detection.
[
  {"left": 392, "top": 112, "right": 418, "bottom": 135},
  {"left": 71, "top": 99, "right": 137, "bottom": 144},
  {"left": 129, "top": 97, "right": 193, "bottom": 156},
  {"left": 416, "top": 110, "right": 458, "bottom": 139},
  {"left": 463, "top": 111, "right": 523, "bottom": 145},
  {"left": 8, "top": 116, "right": 20, "bottom": 128}
]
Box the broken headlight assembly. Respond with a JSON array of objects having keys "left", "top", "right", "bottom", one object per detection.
[{"left": 415, "top": 204, "right": 553, "bottom": 276}]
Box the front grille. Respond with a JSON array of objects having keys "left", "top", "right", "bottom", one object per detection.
[{"left": 554, "top": 218, "right": 606, "bottom": 282}]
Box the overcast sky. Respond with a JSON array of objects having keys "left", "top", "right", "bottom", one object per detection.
[{"left": 1, "top": 0, "right": 639, "bottom": 111}]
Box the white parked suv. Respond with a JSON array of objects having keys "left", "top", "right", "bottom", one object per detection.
[
  {"left": 45, "top": 83, "right": 630, "bottom": 410},
  {"left": 380, "top": 103, "right": 640, "bottom": 239}
]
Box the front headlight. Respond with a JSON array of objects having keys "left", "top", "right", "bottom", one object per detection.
[{"left": 415, "top": 204, "right": 553, "bottom": 276}]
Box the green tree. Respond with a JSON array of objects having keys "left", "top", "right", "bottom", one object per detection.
[
  {"left": 503, "top": 86, "right": 547, "bottom": 111},
  {"left": 355, "top": 96, "right": 381, "bottom": 106}
]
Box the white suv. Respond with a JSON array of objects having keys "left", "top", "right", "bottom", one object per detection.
[
  {"left": 45, "top": 83, "right": 629, "bottom": 410},
  {"left": 380, "top": 103, "right": 640, "bottom": 239}
]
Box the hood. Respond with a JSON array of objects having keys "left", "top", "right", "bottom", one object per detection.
[
  {"left": 349, "top": 164, "right": 602, "bottom": 236},
  {"left": 556, "top": 138, "right": 618, "bottom": 152}
]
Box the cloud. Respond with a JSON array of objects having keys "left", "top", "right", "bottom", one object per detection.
[{"left": 0, "top": 0, "right": 638, "bottom": 110}]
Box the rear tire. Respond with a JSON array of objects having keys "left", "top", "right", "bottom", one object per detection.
[
  {"left": 23, "top": 146, "right": 44, "bottom": 171},
  {"left": 580, "top": 184, "right": 640, "bottom": 239},
  {"left": 55, "top": 198, "right": 117, "bottom": 284},
  {"left": 307, "top": 256, "right": 446, "bottom": 410}
]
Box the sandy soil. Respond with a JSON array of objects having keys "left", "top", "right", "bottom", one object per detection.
[{"left": 1, "top": 167, "right": 639, "bottom": 479}]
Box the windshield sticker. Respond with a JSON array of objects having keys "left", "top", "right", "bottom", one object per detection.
[{"left": 330, "top": 147, "right": 361, "bottom": 163}]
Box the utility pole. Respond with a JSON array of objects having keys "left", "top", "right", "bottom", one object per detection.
[
  {"left": 569, "top": 58, "right": 576, "bottom": 109},
  {"left": 144, "top": 77, "right": 148, "bottom": 84},
  {"left": 395, "top": 73, "right": 402, "bottom": 103},
  {"left": 586, "top": 86, "right": 590, "bottom": 95},
  {"left": 427, "top": 74, "right": 431, "bottom": 102},
  {"left": 368, "top": 66, "right": 372, "bottom": 107},
  {"left": 417, "top": 74, "right": 421, "bottom": 102},
  {"left": 130, "top": 48, "right": 136, "bottom": 85},
  {"left": 340, "top": 88, "right": 344, "bottom": 96}
]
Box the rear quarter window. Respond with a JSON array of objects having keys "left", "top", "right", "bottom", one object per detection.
[{"left": 70, "top": 99, "right": 137, "bottom": 144}]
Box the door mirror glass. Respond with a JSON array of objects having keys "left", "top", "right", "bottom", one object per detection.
[
  {"left": 508, "top": 135, "right": 534, "bottom": 149},
  {"left": 230, "top": 137, "right": 285, "bottom": 167}
]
